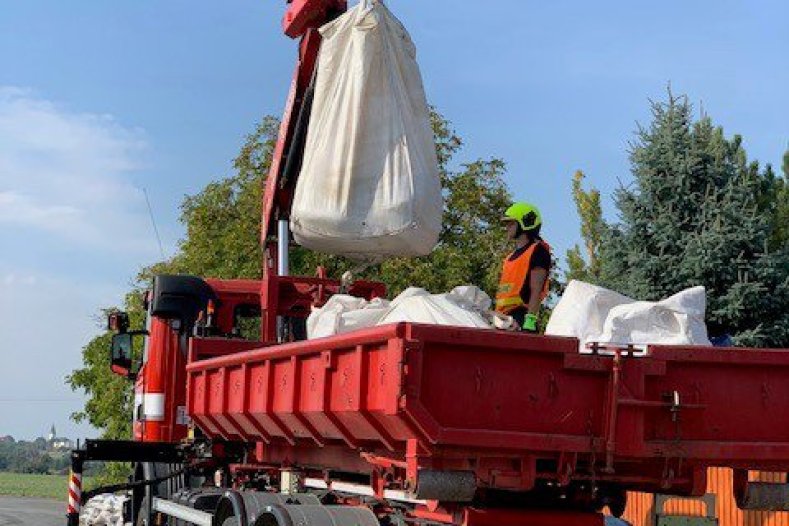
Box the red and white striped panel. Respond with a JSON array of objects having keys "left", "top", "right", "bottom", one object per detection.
[{"left": 67, "top": 470, "right": 82, "bottom": 514}]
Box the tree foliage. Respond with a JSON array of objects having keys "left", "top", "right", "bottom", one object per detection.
[
  {"left": 565, "top": 170, "right": 605, "bottom": 283},
  {"left": 152, "top": 117, "right": 280, "bottom": 280},
  {"left": 598, "top": 91, "right": 789, "bottom": 347},
  {"left": 66, "top": 292, "right": 146, "bottom": 440},
  {"left": 771, "top": 147, "right": 789, "bottom": 249}
]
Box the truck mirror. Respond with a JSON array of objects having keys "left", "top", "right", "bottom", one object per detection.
[
  {"left": 110, "top": 333, "right": 137, "bottom": 379},
  {"left": 108, "top": 311, "right": 130, "bottom": 333}
]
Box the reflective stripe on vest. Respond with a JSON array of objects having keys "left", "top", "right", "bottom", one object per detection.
[{"left": 495, "top": 240, "right": 551, "bottom": 313}]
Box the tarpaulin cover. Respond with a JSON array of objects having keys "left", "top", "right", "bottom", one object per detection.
[
  {"left": 545, "top": 280, "right": 711, "bottom": 350},
  {"left": 291, "top": 0, "right": 442, "bottom": 259}
]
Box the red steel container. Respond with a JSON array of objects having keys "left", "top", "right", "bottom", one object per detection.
[{"left": 186, "top": 322, "right": 789, "bottom": 495}]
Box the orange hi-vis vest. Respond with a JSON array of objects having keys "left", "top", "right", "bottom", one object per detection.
[{"left": 495, "top": 240, "right": 551, "bottom": 314}]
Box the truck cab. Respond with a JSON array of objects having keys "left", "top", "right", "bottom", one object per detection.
[
  {"left": 110, "top": 275, "right": 264, "bottom": 443},
  {"left": 109, "top": 273, "right": 385, "bottom": 443}
]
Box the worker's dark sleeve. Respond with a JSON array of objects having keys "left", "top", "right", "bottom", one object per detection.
[
  {"left": 531, "top": 244, "right": 551, "bottom": 271},
  {"left": 519, "top": 244, "right": 551, "bottom": 304}
]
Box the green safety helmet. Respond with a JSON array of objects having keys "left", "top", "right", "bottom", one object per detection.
[{"left": 502, "top": 202, "right": 542, "bottom": 231}]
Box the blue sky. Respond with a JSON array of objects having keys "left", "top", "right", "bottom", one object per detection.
[{"left": 1, "top": 0, "right": 787, "bottom": 440}]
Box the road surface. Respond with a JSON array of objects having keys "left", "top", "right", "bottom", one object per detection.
[{"left": 0, "top": 496, "right": 62, "bottom": 526}]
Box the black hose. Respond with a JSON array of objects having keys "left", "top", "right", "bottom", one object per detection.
[{"left": 280, "top": 63, "right": 319, "bottom": 191}]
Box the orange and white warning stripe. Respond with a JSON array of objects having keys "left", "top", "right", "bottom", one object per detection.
[{"left": 67, "top": 470, "right": 82, "bottom": 514}]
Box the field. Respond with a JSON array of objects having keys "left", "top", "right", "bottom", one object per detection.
[{"left": 0, "top": 471, "right": 84, "bottom": 500}]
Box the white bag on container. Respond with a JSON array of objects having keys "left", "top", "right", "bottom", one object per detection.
[
  {"left": 545, "top": 280, "right": 711, "bottom": 351},
  {"left": 377, "top": 287, "right": 492, "bottom": 328},
  {"left": 291, "top": 0, "right": 442, "bottom": 259},
  {"left": 306, "top": 294, "right": 391, "bottom": 339},
  {"left": 306, "top": 286, "right": 495, "bottom": 339}
]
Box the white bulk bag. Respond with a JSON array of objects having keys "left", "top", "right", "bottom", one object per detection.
[
  {"left": 377, "top": 287, "right": 492, "bottom": 328},
  {"left": 545, "top": 281, "right": 634, "bottom": 347},
  {"left": 307, "top": 294, "right": 391, "bottom": 339},
  {"left": 599, "top": 287, "right": 711, "bottom": 347},
  {"left": 545, "top": 280, "right": 711, "bottom": 351},
  {"left": 291, "top": 0, "right": 442, "bottom": 259},
  {"left": 306, "top": 286, "right": 495, "bottom": 339}
]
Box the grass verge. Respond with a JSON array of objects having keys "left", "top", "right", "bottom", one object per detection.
[{"left": 0, "top": 471, "right": 94, "bottom": 500}]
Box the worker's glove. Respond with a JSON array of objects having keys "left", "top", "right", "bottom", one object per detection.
[{"left": 522, "top": 313, "right": 538, "bottom": 333}]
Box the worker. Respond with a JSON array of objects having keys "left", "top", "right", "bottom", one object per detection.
[{"left": 496, "top": 202, "right": 551, "bottom": 332}]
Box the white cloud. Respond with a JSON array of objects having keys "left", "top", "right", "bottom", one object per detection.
[
  {"left": 0, "top": 86, "right": 158, "bottom": 254},
  {"left": 0, "top": 87, "right": 165, "bottom": 440},
  {"left": 2, "top": 272, "right": 37, "bottom": 285}
]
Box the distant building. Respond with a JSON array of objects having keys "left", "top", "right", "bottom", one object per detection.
[
  {"left": 46, "top": 424, "right": 73, "bottom": 450},
  {"left": 51, "top": 438, "right": 73, "bottom": 450}
]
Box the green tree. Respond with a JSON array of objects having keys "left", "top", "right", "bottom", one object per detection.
[
  {"left": 66, "top": 293, "right": 147, "bottom": 484},
  {"left": 67, "top": 293, "right": 146, "bottom": 441},
  {"left": 69, "top": 109, "right": 513, "bottom": 457},
  {"left": 599, "top": 91, "right": 789, "bottom": 347},
  {"left": 565, "top": 170, "right": 605, "bottom": 283},
  {"left": 771, "top": 147, "right": 789, "bottom": 248}
]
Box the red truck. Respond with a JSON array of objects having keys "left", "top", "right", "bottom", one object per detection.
[{"left": 66, "top": 2, "right": 789, "bottom": 525}]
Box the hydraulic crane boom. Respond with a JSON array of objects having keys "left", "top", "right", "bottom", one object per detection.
[
  {"left": 261, "top": 0, "right": 347, "bottom": 276},
  {"left": 255, "top": 0, "right": 385, "bottom": 345}
]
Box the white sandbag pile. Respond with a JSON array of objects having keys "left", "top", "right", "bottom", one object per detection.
[
  {"left": 79, "top": 493, "right": 128, "bottom": 526},
  {"left": 378, "top": 287, "right": 494, "bottom": 328},
  {"left": 546, "top": 280, "right": 711, "bottom": 351},
  {"left": 307, "top": 286, "right": 510, "bottom": 339},
  {"left": 291, "top": 0, "right": 442, "bottom": 259},
  {"left": 308, "top": 294, "right": 392, "bottom": 339}
]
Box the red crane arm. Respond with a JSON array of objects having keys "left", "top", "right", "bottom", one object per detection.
[
  {"left": 257, "top": 1, "right": 388, "bottom": 346},
  {"left": 283, "top": 0, "right": 347, "bottom": 38},
  {"left": 261, "top": 0, "right": 347, "bottom": 275}
]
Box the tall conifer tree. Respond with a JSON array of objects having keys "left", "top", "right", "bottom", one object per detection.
[{"left": 600, "top": 92, "right": 788, "bottom": 347}]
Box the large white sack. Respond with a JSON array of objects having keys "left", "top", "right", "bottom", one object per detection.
[
  {"left": 377, "top": 287, "right": 493, "bottom": 328},
  {"left": 306, "top": 286, "right": 493, "bottom": 339},
  {"left": 291, "top": 0, "right": 442, "bottom": 259},
  {"left": 545, "top": 281, "right": 634, "bottom": 346},
  {"left": 599, "top": 287, "right": 710, "bottom": 346},
  {"left": 545, "top": 280, "right": 711, "bottom": 350},
  {"left": 307, "top": 294, "right": 391, "bottom": 339}
]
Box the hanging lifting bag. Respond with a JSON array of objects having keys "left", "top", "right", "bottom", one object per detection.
[{"left": 290, "top": 0, "right": 442, "bottom": 259}]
